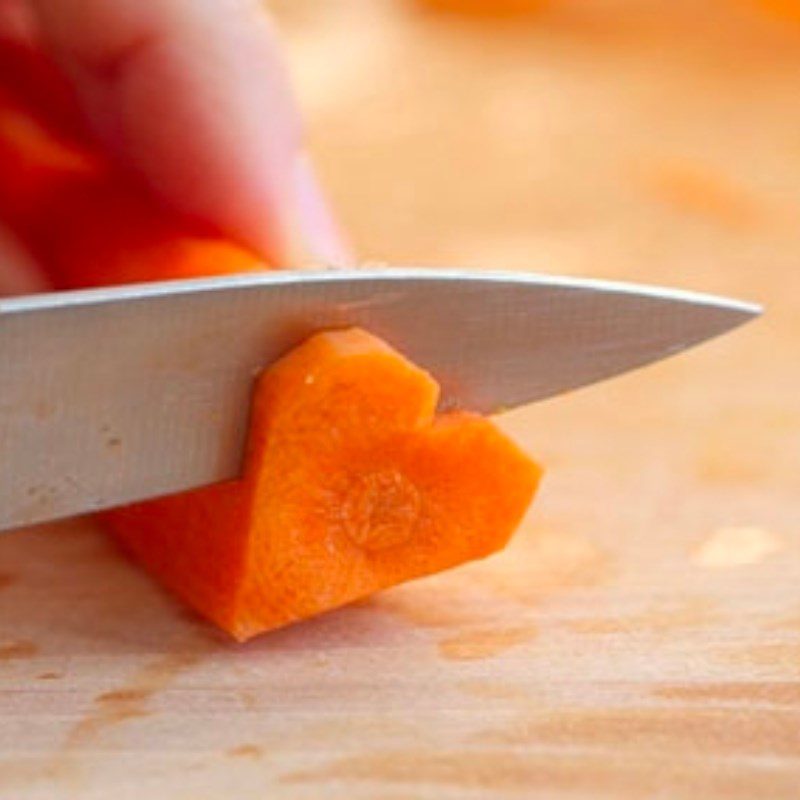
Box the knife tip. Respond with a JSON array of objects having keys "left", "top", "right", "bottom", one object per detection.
[{"left": 716, "top": 297, "right": 763, "bottom": 324}]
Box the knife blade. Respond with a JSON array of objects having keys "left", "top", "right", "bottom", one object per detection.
[{"left": 0, "top": 268, "right": 759, "bottom": 531}]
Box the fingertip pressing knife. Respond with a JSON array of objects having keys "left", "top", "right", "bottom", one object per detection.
[{"left": 0, "top": 268, "right": 761, "bottom": 532}]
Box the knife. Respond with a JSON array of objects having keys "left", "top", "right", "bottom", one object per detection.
[{"left": 0, "top": 268, "right": 759, "bottom": 532}]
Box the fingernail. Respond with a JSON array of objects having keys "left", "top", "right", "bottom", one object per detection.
[{"left": 283, "top": 153, "right": 353, "bottom": 269}]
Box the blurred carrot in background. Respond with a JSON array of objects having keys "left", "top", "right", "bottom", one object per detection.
[
  {"left": 415, "top": 0, "right": 547, "bottom": 16},
  {"left": 757, "top": 0, "right": 800, "bottom": 21},
  {"left": 415, "top": 0, "right": 800, "bottom": 25}
]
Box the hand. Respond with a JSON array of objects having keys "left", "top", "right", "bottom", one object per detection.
[{"left": 0, "top": 0, "right": 350, "bottom": 293}]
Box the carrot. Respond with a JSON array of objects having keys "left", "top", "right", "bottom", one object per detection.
[
  {"left": 415, "top": 0, "right": 548, "bottom": 16},
  {"left": 108, "top": 328, "right": 540, "bottom": 639},
  {"left": 0, "top": 43, "right": 542, "bottom": 638},
  {"left": 757, "top": 0, "right": 800, "bottom": 21}
]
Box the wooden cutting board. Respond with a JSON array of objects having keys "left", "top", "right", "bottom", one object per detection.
[{"left": 1, "top": 1, "right": 798, "bottom": 797}]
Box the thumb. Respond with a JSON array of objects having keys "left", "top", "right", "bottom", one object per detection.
[{"left": 30, "top": 0, "right": 351, "bottom": 268}]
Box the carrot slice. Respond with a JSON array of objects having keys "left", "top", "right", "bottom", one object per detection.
[
  {"left": 38, "top": 180, "right": 268, "bottom": 288},
  {"left": 0, "top": 42, "right": 542, "bottom": 638},
  {"left": 106, "top": 328, "right": 541, "bottom": 639}
]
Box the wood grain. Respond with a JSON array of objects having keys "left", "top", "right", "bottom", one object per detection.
[{"left": 1, "top": 1, "right": 799, "bottom": 797}]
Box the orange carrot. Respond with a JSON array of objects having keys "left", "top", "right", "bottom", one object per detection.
[
  {"left": 758, "top": 0, "right": 800, "bottom": 22},
  {"left": 0, "top": 42, "right": 542, "bottom": 638},
  {"left": 415, "top": 0, "right": 547, "bottom": 16},
  {"left": 108, "top": 328, "right": 540, "bottom": 639}
]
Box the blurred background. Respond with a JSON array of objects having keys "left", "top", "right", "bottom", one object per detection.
[
  {"left": 274, "top": 0, "right": 800, "bottom": 295},
  {"left": 2, "top": 3, "right": 798, "bottom": 796}
]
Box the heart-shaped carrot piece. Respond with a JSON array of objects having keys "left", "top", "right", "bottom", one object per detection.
[{"left": 106, "top": 328, "right": 541, "bottom": 639}]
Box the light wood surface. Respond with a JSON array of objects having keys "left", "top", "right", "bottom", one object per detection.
[{"left": 1, "top": 1, "right": 799, "bottom": 797}]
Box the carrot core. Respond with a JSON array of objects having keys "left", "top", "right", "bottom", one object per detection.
[{"left": 340, "top": 468, "right": 422, "bottom": 551}]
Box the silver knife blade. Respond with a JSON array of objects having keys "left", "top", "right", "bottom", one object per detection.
[{"left": 0, "top": 268, "right": 759, "bottom": 531}]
